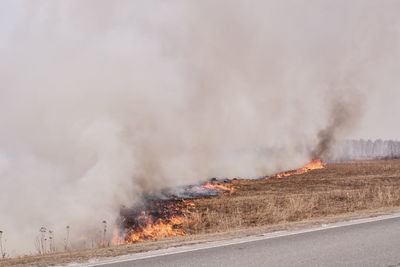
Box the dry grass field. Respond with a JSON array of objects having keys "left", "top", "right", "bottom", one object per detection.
[
  {"left": 188, "top": 159, "right": 400, "bottom": 233},
  {"left": 2, "top": 159, "right": 400, "bottom": 266}
]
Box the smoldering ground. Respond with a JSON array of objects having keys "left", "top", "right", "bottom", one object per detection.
[{"left": 0, "top": 0, "right": 400, "bottom": 254}]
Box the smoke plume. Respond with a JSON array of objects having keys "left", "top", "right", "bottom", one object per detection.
[
  {"left": 0, "top": 0, "right": 399, "bottom": 254},
  {"left": 313, "top": 92, "right": 364, "bottom": 159}
]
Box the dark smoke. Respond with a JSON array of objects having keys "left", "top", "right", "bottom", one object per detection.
[{"left": 313, "top": 93, "right": 363, "bottom": 159}]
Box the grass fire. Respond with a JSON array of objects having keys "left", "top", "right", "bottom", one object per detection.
[
  {"left": 3, "top": 158, "right": 400, "bottom": 266},
  {"left": 112, "top": 159, "right": 324, "bottom": 245},
  {"left": 116, "top": 199, "right": 193, "bottom": 244},
  {"left": 2, "top": 1, "right": 400, "bottom": 266},
  {"left": 276, "top": 159, "right": 326, "bottom": 178},
  {"left": 113, "top": 180, "right": 238, "bottom": 245}
]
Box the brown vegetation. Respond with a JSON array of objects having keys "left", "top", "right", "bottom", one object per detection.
[
  {"left": 2, "top": 159, "right": 400, "bottom": 266},
  {"left": 188, "top": 159, "right": 400, "bottom": 233}
]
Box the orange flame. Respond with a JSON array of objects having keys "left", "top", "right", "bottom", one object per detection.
[
  {"left": 125, "top": 212, "right": 187, "bottom": 244},
  {"left": 110, "top": 160, "right": 325, "bottom": 247},
  {"left": 203, "top": 181, "right": 237, "bottom": 194},
  {"left": 112, "top": 182, "right": 236, "bottom": 246},
  {"left": 113, "top": 200, "right": 195, "bottom": 245},
  {"left": 276, "top": 159, "right": 325, "bottom": 178}
]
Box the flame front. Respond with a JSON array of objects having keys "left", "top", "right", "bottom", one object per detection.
[
  {"left": 276, "top": 159, "right": 326, "bottom": 178},
  {"left": 113, "top": 199, "right": 195, "bottom": 245},
  {"left": 203, "top": 181, "right": 237, "bottom": 194},
  {"left": 111, "top": 161, "right": 324, "bottom": 246},
  {"left": 113, "top": 181, "right": 237, "bottom": 245},
  {"left": 125, "top": 212, "right": 187, "bottom": 243}
]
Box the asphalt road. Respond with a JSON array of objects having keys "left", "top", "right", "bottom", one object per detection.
[{"left": 89, "top": 214, "right": 400, "bottom": 267}]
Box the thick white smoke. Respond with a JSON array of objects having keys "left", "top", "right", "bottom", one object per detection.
[{"left": 0, "top": 0, "right": 399, "bottom": 254}]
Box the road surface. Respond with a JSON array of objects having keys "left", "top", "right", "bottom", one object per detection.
[{"left": 86, "top": 214, "right": 400, "bottom": 267}]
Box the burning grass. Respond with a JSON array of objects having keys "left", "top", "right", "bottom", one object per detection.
[
  {"left": 275, "top": 158, "right": 325, "bottom": 178},
  {"left": 114, "top": 180, "right": 237, "bottom": 244},
  {"left": 117, "top": 199, "right": 195, "bottom": 244},
  {"left": 112, "top": 160, "right": 323, "bottom": 245},
  {"left": 3, "top": 159, "right": 400, "bottom": 266},
  {"left": 113, "top": 159, "right": 400, "bottom": 243},
  {"left": 187, "top": 159, "right": 400, "bottom": 233}
]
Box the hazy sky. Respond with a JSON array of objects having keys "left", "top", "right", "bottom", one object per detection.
[{"left": 1, "top": 1, "right": 399, "bottom": 140}]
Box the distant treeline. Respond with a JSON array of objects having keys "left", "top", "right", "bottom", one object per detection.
[{"left": 328, "top": 139, "right": 400, "bottom": 162}]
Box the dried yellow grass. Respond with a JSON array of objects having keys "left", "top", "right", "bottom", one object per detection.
[{"left": 2, "top": 159, "right": 400, "bottom": 266}]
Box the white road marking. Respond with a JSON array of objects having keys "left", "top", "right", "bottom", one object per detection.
[{"left": 69, "top": 212, "right": 400, "bottom": 267}]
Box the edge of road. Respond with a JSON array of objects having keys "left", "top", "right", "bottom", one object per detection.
[{"left": 76, "top": 211, "right": 400, "bottom": 267}]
